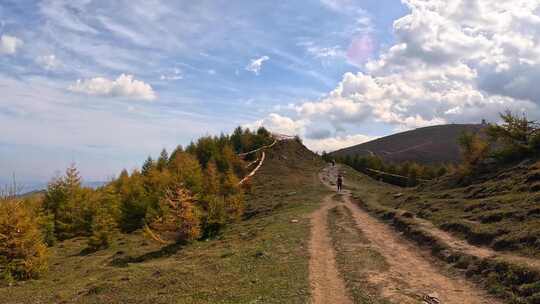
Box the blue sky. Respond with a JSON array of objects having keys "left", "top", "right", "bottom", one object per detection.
[
  {"left": 2, "top": 0, "right": 540, "bottom": 185},
  {"left": 0, "top": 0, "right": 406, "bottom": 184}
]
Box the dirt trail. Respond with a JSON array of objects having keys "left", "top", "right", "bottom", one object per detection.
[
  {"left": 320, "top": 165, "right": 501, "bottom": 304},
  {"left": 414, "top": 216, "right": 540, "bottom": 270},
  {"left": 309, "top": 192, "right": 353, "bottom": 304}
]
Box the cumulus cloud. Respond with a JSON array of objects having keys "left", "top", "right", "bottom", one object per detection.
[
  {"left": 246, "top": 56, "right": 270, "bottom": 75},
  {"left": 283, "top": 0, "right": 540, "bottom": 130},
  {"left": 304, "top": 134, "right": 374, "bottom": 153},
  {"left": 245, "top": 113, "right": 308, "bottom": 135},
  {"left": 36, "top": 54, "right": 61, "bottom": 70},
  {"left": 69, "top": 74, "right": 156, "bottom": 101},
  {"left": 0, "top": 34, "right": 23, "bottom": 55},
  {"left": 252, "top": 0, "right": 540, "bottom": 152}
]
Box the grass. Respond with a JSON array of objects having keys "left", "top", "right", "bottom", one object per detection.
[
  {"left": 339, "top": 163, "right": 540, "bottom": 304},
  {"left": 327, "top": 205, "right": 390, "bottom": 304},
  {"left": 377, "top": 161, "right": 540, "bottom": 259},
  {"left": 0, "top": 140, "right": 329, "bottom": 304}
]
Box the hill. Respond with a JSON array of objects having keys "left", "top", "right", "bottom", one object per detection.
[
  {"left": 331, "top": 124, "right": 485, "bottom": 164},
  {"left": 1, "top": 139, "right": 330, "bottom": 304}
]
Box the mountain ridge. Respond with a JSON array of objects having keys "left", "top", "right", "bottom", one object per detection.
[{"left": 330, "top": 124, "right": 486, "bottom": 165}]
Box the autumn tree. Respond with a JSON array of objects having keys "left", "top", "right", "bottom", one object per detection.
[
  {"left": 0, "top": 198, "right": 48, "bottom": 281},
  {"left": 150, "top": 187, "right": 201, "bottom": 242},
  {"left": 458, "top": 131, "right": 490, "bottom": 176},
  {"left": 221, "top": 170, "right": 244, "bottom": 220},
  {"left": 86, "top": 187, "right": 120, "bottom": 251}
]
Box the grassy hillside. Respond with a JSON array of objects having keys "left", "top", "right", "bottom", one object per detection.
[
  {"left": 387, "top": 159, "right": 540, "bottom": 258},
  {"left": 0, "top": 139, "right": 329, "bottom": 304},
  {"left": 331, "top": 124, "right": 484, "bottom": 164},
  {"left": 337, "top": 163, "right": 540, "bottom": 303}
]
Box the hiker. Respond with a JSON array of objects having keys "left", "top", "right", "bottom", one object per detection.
[{"left": 337, "top": 174, "right": 343, "bottom": 192}]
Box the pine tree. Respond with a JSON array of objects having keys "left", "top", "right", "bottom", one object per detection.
[
  {"left": 231, "top": 126, "right": 243, "bottom": 153},
  {"left": 64, "top": 163, "right": 81, "bottom": 189},
  {"left": 142, "top": 156, "right": 155, "bottom": 176},
  {"left": 43, "top": 164, "right": 88, "bottom": 240},
  {"left": 87, "top": 190, "right": 118, "bottom": 251},
  {"left": 157, "top": 149, "right": 169, "bottom": 171},
  {"left": 117, "top": 170, "right": 151, "bottom": 232}
]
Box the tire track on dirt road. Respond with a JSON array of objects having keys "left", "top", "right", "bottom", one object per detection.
[
  {"left": 320, "top": 165, "right": 501, "bottom": 304},
  {"left": 309, "top": 190, "right": 353, "bottom": 304}
]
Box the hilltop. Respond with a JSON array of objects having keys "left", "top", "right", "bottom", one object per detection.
[
  {"left": 1, "top": 138, "right": 330, "bottom": 304},
  {"left": 331, "top": 124, "right": 485, "bottom": 165}
]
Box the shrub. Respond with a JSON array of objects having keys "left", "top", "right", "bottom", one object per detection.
[
  {"left": 0, "top": 199, "right": 48, "bottom": 281},
  {"left": 86, "top": 207, "right": 117, "bottom": 251},
  {"left": 487, "top": 110, "right": 540, "bottom": 162},
  {"left": 201, "top": 195, "right": 227, "bottom": 238},
  {"left": 457, "top": 131, "right": 490, "bottom": 177}
]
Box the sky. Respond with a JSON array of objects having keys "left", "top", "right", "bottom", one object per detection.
[{"left": 1, "top": 0, "right": 540, "bottom": 185}]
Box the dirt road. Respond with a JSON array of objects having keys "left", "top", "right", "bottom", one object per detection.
[
  {"left": 311, "top": 165, "right": 501, "bottom": 304},
  {"left": 309, "top": 192, "right": 352, "bottom": 304}
]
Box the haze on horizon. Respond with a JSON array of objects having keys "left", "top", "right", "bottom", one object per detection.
[{"left": 1, "top": 0, "right": 539, "bottom": 184}]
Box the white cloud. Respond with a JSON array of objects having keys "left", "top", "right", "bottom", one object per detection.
[
  {"left": 265, "top": 0, "right": 540, "bottom": 137},
  {"left": 305, "top": 134, "right": 374, "bottom": 153},
  {"left": 0, "top": 34, "right": 23, "bottom": 55},
  {"left": 36, "top": 54, "right": 61, "bottom": 70},
  {"left": 245, "top": 113, "right": 307, "bottom": 135},
  {"left": 320, "top": 0, "right": 367, "bottom": 15},
  {"left": 160, "top": 68, "right": 183, "bottom": 81},
  {"left": 246, "top": 56, "right": 270, "bottom": 75},
  {"left": 307, "top": 45, "right": 346, "bottom": 60},
  {"left": 69, "top": 74, "right": 157, "bottom": 101}
]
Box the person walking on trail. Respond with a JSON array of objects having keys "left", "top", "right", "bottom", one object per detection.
[{"left": 337, "top": 174, "right": 343, "bottom": 192}]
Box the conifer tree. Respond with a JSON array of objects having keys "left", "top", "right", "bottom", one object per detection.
[
  {"left": 142, "top": 156, "right": 155, "bottom": 176},
  {"left": 203, "top": 160, "right": 220, "bottom": 196},
  {"left": 168, "top": 152, "right": 203, "bottom": 193},
  {"left": 0, "top": 199, "right": 48, "bottom": 280},
  {"left": 117, "top": 170, "right": 151, "bottom": 232},
  {"left": 43, "top": 164, "right": 88, "bottom": 239},
  {"left": 231, "top": 126, "right": 243, "bottom": 153},
  {"left": 152, "top": 187, "right": 201, "bottom": 242},
  {"left": 168, "top": 145, "right": 184, "bottom": 167},
  {"left": 157, "top": 149, "right": 169, "bottom": 171},
  {"left": 220, "top": 170, "right": 244, "bottom": 220},
  {"left": 87, "top": 189, "right": 118, "bottom": 251}
]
